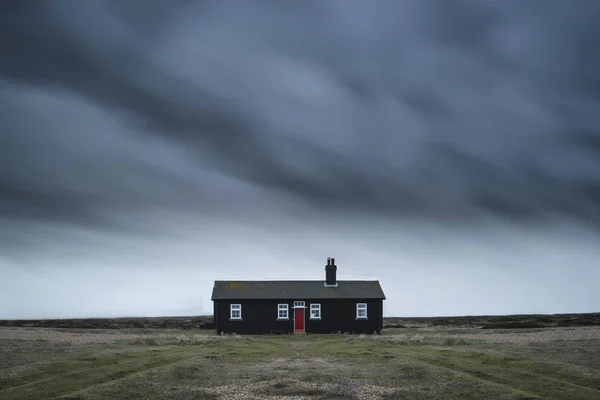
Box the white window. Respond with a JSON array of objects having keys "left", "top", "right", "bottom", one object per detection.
[
  {"left": 278, "top": 304, "right": 289, "bottom": 319},
  {"left": 310, "top": 303, "right": 321, "bottom": 319},
  {"left": 294, "top": 301, "right": 305, "bottom": 308},
  {"left": 356, "top": 303, "right": 367, "bottom": 319},
  {"left": 230, "top": 304, "right": 241, "bottom": 320}
]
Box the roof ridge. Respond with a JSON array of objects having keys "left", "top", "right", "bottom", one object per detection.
[
  {"left": 211, "top": 280, "right": 386, "bottom": 300},
  {"left": 214, "top": 279, "right": 381, "bottom": 282}
]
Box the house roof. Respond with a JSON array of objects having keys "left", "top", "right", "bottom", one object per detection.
[{"left": 211, "top": 280, "right": 386, "bottom": 300}]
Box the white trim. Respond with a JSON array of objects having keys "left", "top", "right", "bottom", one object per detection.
[
  {"left": 293, "top": 301, "right": 305, "bottom": 308},
  {"left": 323, "top": 282, "right": 338, "bottom": 287},
  {"left": 230, "top": 304, "right": 242, "bottom": 320},
  {"left": 310, "top": 303, "right": 321, "bottom": 319},
  {"left": 277, "top": 303, "right": 289, "bottom": 320},
  {"left": 356, "top": 303, "right": 367, "bottom": 319}
]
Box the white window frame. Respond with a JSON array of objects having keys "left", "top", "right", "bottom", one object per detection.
[
  {"left": 356, "top": 303, "right": 367, "bottom": 319},
  {"left": 293, "top": 301, "right": 305, "bottom": 308},
  {"left": 310, "top": 303, "right": 321, "bottom": 319},
  {"left": 277, "top": 304, "right": 289, "bottom": 320},
  {"left": 230, "top": 304, "right": 242, "bottom": 320}
]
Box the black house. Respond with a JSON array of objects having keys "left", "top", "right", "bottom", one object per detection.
[{"left": 211, "top": 258, "right": 386, "bottom": 335}]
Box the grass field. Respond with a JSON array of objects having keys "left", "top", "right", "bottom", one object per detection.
[{"left": 1, "top": 325, "right": 599, "bottom": 399}]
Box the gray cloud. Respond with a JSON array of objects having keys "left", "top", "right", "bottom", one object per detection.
[
  {"left": 4, "top": 1, "right": 600, "bottom": 320},
  {"left": 1, "top": 0, "right": 600, "bottom": 237}
]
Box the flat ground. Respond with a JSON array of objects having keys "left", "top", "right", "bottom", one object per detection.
[{"left": 1, "top": 326, "right": 599, "bottom": 400}]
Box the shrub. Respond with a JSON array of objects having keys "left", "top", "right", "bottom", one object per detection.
[{"left": 481, "top": 322, "right": 544, "bottom": 329}]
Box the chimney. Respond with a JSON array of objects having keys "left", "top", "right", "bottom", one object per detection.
[{"left": 325, "top": 257, "right": 337, "bottom": 286}]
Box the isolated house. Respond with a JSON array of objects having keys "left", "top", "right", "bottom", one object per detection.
[{"left": 211, "top": 257, "right": 386, "bottom": 335}]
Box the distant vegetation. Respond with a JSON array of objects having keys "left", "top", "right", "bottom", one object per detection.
[
  {"left": 1, "top": 312, "right": 598, "bottom": 330},
  {"left": 0, "top": 315, "right": 214, "bottom": 330},
  {"left": 480, "top": 321, "right": 546, "bottom": 329},
  {"left": 382, "top": 312, "right": 600, "bottom": 329}
]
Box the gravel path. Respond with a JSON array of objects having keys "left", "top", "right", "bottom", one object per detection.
[{"left": 194, "top": 378, "right": 405, "bottom": 400}]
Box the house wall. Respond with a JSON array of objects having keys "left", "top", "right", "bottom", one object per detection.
[{"left": 214, "top": 298, "right": 383, "bottom": 334}]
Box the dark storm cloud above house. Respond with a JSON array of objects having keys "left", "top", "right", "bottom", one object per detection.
[
  {"left": 2, "top": 0, "right": 600, "bottom": 319},
  {"left": 2, "top": 0, "right": 600, "bottom": 237}
]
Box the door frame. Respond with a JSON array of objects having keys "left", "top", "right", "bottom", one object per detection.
[{"left": 292, "top": 301, "right": 306, "bottom": 332}]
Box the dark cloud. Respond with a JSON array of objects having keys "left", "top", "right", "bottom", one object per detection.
[{"left": 2, "top": 0, "right": 600, "bottom": 241}]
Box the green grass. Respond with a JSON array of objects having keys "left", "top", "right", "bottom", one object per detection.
[
  {"left": 0, "top": 347, "right": 194, "bottom": 399},
  {"left": 1, "top": 328, "right": 599, "bottom": 399},
  {"left": 309, "top": 335, "right": 600, "bottom": 399}
]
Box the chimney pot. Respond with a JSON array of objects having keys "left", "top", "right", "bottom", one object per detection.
[{"left": 325, "top": 256, "right": 337, "bottom": 286}]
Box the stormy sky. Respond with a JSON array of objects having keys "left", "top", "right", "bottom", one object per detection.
[{"left": 1, "top": 0, "right": 600, "bottom": 319}]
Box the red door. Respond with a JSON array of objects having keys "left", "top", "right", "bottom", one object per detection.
[{"left": 294, "top": 308, "right": 305, "bottom": 331}]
